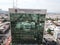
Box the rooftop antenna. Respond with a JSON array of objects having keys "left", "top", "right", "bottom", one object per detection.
[
  {"left": 13, "top": 0, "right": 17, "bottom": 8},
  {"left": 13, "top": 0, "right": 14, "bottom": 8},
  {"left": 16, "top": 0, "right": 17, "bottom": 8}
]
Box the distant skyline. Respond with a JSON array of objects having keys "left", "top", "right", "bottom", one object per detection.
[{"left": 0, "top": 0, "right": 60, "bottom": 13}]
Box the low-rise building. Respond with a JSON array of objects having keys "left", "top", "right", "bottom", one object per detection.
[
  {"left": 45, "top": 20, "right": 60, "bottom": 41},
  {"left": 0, "top": 11, "right": 11, "bottom": 45}
]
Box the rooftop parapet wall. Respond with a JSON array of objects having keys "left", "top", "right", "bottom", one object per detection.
[{"left": 9, "top": 8, "right": 47, "bottom": 14}]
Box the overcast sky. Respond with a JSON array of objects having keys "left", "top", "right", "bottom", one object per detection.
[{"left": 0, "top": 0, "right": 60, "bottom": 13}]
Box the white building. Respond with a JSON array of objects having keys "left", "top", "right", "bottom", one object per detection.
[
  {"left": 45, "top": 20, "right": 60, "bottom": 41},
  {"left": 52, "top": 21, "right": 60, "bottom": 41}
]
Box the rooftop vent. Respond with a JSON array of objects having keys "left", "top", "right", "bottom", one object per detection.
[{"left": 15, "top": 9, "right": 17, "bottom": 13}]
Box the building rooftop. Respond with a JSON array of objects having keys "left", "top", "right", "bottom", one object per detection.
[
  {"left": 51, "top": 20, "right": 60, "bottom": 26},
  {"left": 9, "top": 8, "right": 47, "bottom": 14}
]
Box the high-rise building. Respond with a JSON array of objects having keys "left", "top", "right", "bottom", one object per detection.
[{"left": 9, "top": 8, "right": 46, "bottom": 45}]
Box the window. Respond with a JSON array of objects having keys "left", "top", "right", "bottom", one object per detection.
[{"left": 10, "top": 13, "right": 45, "bottom": 44}]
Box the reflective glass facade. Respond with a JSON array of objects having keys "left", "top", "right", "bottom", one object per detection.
[{"left": 10, "top": 9, "right": 46, "bottom": 45}]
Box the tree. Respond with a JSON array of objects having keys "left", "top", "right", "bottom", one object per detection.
[{"left": 47, "top": 29, "right": 51, "bottom": 34}]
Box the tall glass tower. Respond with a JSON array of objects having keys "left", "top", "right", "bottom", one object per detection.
[{"left": 9, "top": 8, "right": 46, "bottom": 45}]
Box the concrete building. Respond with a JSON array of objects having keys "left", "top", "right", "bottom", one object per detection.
[
  {"left": 45, "top": 20, "right": 60, "bottom": 41},
  {"left": 45, "top": 13, "right": 60, "bottom": 32},
  {"left": 0, "top": 13, "right": 11, "bottom": 45},
  {"left": 9, "top": 8, "right": 47, "bottom": 45},
  {"left": 52, "top": 21, "right": 60, "bottom": 41}
]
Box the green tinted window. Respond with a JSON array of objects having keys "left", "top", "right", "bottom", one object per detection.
[{"left": 10, "top": 13, "right": 45, "bottom": 44}]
